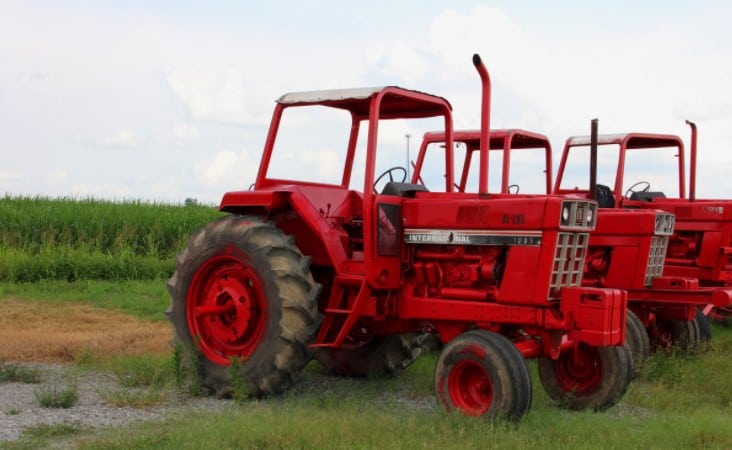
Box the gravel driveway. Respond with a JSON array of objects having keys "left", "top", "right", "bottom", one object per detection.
[
  {"left": 0, "top": 362, "right": 437, "bottom": 443},
  {"left": 0, "top": 362, "right": 231, "bottom": 443}
]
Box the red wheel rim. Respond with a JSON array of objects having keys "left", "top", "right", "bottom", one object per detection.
[
  {"left": 448, "top": 359, "right": 493, "bottom": 416},
  {"left": 186, "top": 253, "right": 267, "bottom": 365},
  {"left": 554, "top": 344, "right": 602, "bottom": 394}
]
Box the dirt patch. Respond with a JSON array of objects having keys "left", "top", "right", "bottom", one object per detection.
[{"left": 0, "top": 299, "right": 171, "bottom": 363}]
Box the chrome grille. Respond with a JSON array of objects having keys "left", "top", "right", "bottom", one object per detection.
[
  {"left": 550, "top": 232, "right": 589, "bottom": 298},
  {"left": 645, "top": 236, "right": 669, "bottom": 285}
]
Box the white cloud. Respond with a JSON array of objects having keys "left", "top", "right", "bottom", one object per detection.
[
  {"left": 155, "top": 123, "right": 201, "bottom": 146},
  {"left": 195, "top": 149, "right": 258, "bottom": 190},
  {"left": 49, "top": 170, "right": 68, "bottom": 184},
  {"left": 0, "top": 171, "right": 22, "bottom": 181},
  {"left": 100, "top": 130, "right": 144, "bottom": 148},
  {"left": 167, "top": 69, "right": 276, "bottom": 127}
]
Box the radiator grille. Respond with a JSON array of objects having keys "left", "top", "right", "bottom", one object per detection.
[
  {"left": 550, "top": 232, "right": 589, "bottom": 297},
  {"left": 645, "top": 236, "right": 669, "bottom": 285}
]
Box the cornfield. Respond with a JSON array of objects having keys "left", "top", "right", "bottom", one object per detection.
[{"left": 0, "top": 196, "right": 223, "bottom": 281}]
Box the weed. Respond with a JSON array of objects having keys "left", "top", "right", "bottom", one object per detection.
[
  {"left": 229, "top": 357, "right": 248, "bottom": 403},
  {"left": 99, "top": 387, "right": 167, "bottom": 408},
  {"left": 172, "top": 343, "right": 184, "bottom": 388},
  {"left": 0, "top": 363, "right": 42, "bottom": 384},
  {"left": 6, "top": 407, "right": 20, "bottom": 415},
  {"left": 34, "top": 377, "right": 79, "bottom": 408}
]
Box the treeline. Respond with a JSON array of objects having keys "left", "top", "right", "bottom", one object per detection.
[{"left": 0, "top": 196, "right": 223, "bottom": 281}]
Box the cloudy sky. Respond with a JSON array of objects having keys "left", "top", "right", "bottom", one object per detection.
[{"left": 1, "top": 0, "right": 730, "bottom": 204}]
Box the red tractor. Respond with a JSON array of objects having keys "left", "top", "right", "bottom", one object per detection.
[
  {"left": 555, "top": 123, "right": 732, "bottom": 328},
  {"left": 167, "top": 55, "right": 631, "bottom": 420},
  {"left": 416, "top": 59, "right": 732, "bottom": 372},
  {"left": 418, "top": 128, "right": 730, "bottom": 366}
]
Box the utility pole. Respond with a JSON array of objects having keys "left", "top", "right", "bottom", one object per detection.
[{"left": 405, "top": 133, "right": 412, "bottom": 180}]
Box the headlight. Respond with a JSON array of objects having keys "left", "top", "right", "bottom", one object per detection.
[
  {"left": 654, "top": 213, "right": 675, "bottom": 235},
  {"left": 561, "top": 205, "right": 571, "bottom": 225},
  {"left": 586, "top": 206, "right": 595, "bottom": 226}
]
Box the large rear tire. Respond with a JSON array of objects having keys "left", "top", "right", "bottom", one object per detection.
[
  {"left": 434, "top": 330, "right": 532, "bottom": 420},
  {"left": 317, "top": 333, "right": 424, "bottom": 377},
  {"left": 626, "top": 310, "right": 650, "bottom": 378},
  {"left": 538, "top": 344, "right": 632, "bottom": 411},
  {"left": 166, "top": 215, "right": 321, "bottom": 397}
]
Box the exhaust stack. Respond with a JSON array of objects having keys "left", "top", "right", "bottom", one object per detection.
[
  {"left": 590, "top": 118, "right": 598, "bottom": 201},
  {"left": 473, "top": 54, "right": 491, "bottom": 195},
  {"left": 686, "top": 120, "right": 697, "bottom": 202}
]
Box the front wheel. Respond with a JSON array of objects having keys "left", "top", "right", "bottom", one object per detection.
[
  {"left": 538, "top": 344, "right": 632, "bottom": 411},
  {"left": 434, "top": 330, "right": 532, "bottom": 420},
  {"left": 626, "top": 310, "right": 650, "bottom": 378},
  {"left": 695, "top": 307, "right": 712, "bottom": 344},
  {"left": 166, "top": 215, "right": 322, "bottom": 397}
]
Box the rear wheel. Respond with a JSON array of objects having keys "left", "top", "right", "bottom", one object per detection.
[
  {"left": 538, "top": 344, "right": 632, "bottom": 411},
  {"left": 626, "top": 310, "right": 650, "bottom": 378},
  {"left": 652, "top": 317, "right": 700, "bottom": 352},
  {"left": 166, "top": 215, "right": 321, "bottom": 397},
  {"left": 317, "top": 333, "right": 424, "bottom": 377},
  {"left": 434, "top": 330, "right": 532, "bottom": 420}
]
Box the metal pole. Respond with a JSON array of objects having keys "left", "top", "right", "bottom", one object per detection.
[
  {"left": 405, "top": 133, "right": 412, "bottom": 180},
  {"left": 590, "top": 118, "right": 598, "bottom": 201}
]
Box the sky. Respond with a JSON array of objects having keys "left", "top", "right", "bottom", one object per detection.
[{"left": 1, "top": 0, "right": 731, "bottom": 204}]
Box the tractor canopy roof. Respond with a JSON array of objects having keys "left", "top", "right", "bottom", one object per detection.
[
  {"left": 566, "top": 132, "right": 683, "bottom": 149},
  {"left": 277, "top": 86, "right": 452, "bottom": 119},
  {"left": 423, "top": 128, "right": 550, "bottom": 149}
]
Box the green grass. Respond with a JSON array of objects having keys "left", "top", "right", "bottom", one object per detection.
[
  {"left": 1, "top": 424, "right": 84, "bottom": 450},
  {"left": 49, "top": 323, "right": 730, "bottom": 449},
  {"left": 34, "top": 379, "right": 79, "bottom": 408},
  {"left": 0, "top": 279, "right": 169, "bottom": 321},
  {"left": 2, "top": 278, "right": 731, "bottom": 448},
  {"left": 0, "top": 363, "right": 42, "bottom": 384}
]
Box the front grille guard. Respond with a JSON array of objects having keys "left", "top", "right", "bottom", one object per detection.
[
  {"left": 550, "top": 232, "right": 589, "bottom": 299},
  {"left": 645, "top": 236, "right": 669, "bottom": 285}
]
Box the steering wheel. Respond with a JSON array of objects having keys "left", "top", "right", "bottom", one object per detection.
[
  {"left": 373, "top": 166, "right": 407, "bottom": 193},
  {"left": 508, "top": 184, "right": 520, "bottom": 194},
  {"left": 624, "top": 181, "right": 650, "bottom": 199}
]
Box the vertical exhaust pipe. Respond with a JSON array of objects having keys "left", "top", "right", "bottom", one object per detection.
[
  {"left": 473, "top": 54, "right": 491, "bottom": 195},
  {"left": 590, "top": 118, "right": 598, "bottom": 201},
  {"left": 686, "top": 120, "right": 697, "bottom": 202}
]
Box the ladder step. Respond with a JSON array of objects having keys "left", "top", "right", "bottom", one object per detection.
[{"left": 324, "top": 308, "right": 352, "bottom": 314}]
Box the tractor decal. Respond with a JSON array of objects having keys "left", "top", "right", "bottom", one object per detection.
[{"left": 404, "top": 229, "right": 542, "bottom": 246}]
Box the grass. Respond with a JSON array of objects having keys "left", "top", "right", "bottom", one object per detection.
[
  {"left": 0, "top": 363, "right": 42, "bottom": 384},
  {"left": 1, "top": 424, "right": 83, "bottom": 450},
  {"left": 34, "top": 378, "right": 79, "bottom": 408},
  {"left": 98, "top": 387, "right": 168, "bottom": 408},
  {"left": 47, "top": 323, "right": 729, "bottom": 449},
  {"left": 1, "top": 277, "right": 731, "bottom": 448},
  {"left": 0, "top": 279, "right": 170, "bottom": 321}
]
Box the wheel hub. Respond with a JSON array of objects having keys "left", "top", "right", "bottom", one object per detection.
[
  {"left": 449, "top": 359, "right": 493, "bottom": 416},
  {"left": 186, "top": 255, "right": 267, "bottom": 365}
]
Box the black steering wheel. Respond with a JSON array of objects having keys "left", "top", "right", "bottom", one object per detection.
[
  {"left": 508, "top": 184, "right": 520, "bottom": 194},
  {"left": 624, "top": 181, "right": 650, "bottom": 199},
  {"left": 373, "top": 166, "right": 407, "bottom": 193}
]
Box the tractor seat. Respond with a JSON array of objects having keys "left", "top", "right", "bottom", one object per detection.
[
  {"left": 629, "top": 191, "right": 666, "bottom": 202},
  {"left": 382, "top": 182, "right": 429, "bottom": 197},
  {"left": 596, "top": 184, "right": 616, "bottom": 208}
]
